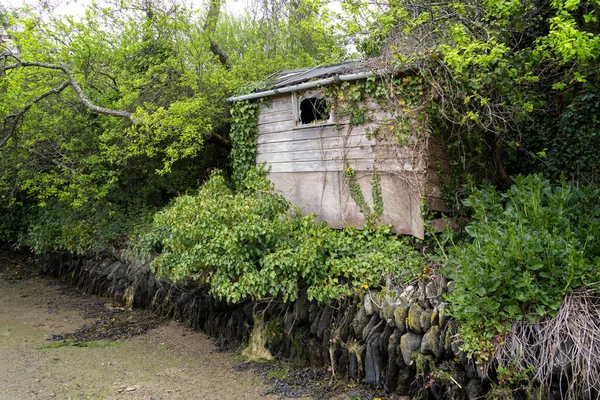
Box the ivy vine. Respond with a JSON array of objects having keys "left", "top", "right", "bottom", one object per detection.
[{"left": 230, "top": 100, "right": 260, "bottom": 187}]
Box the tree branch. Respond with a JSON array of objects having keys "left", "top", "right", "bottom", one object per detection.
[
  {"left": 203, "top": 0, "right": 230, "bottom": 69},
  {"left": 2, "top": 56, "right": 134, "bottom": 120},
  {"left": 1, "top": 81, "right": 70, "bottom": 148},
  {"left": 207, "top": 131, "right": 232, "bottom": 150},
  {"left": 210, "top": 40, "right": 230, "bottom": 69}
]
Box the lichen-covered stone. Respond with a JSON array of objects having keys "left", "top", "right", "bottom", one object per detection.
[
  {"left": 400, "top": 332, "right": 423, "bottom": 366},
  {"left": 364, "top": 290, "right": 380, "bottom": 316},
  {"left": 416, "top": 281, "right": 429, "bottom": 309},
  {"left": 407, "top": 303, "right": 424, "bottom": 333},
  {"left": 394, "top": 301, "right": 409, "bottom": 334},
  {"left": 400, "top": 285, "right": 416, "bottom": 303},
  {"left": 381, "top": 305, "right": 396, "bottom": 327},
  {"left": 384, "top": 290, "right": 400, "bottom": 306},
  {"left": 438, "top": 302, "right": 450, "bottom": 328},
  {"left": 352, "top": 306, "right": 369, "bottom": 337},
  {"left": 420, "top": 309, "right": 432, "bottom": 332},
  {"left": 421, "top": 325, "right": 443, "bottom": 358},
  {"left": 444, "top": 319, "right": 459, "bottom": 353}
]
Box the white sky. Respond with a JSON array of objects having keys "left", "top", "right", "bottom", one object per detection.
[
  {"left": 4, "top": 0, "right": 344, "bottom": 19},
  {"left": 2, "top": 0, "right": 251, "bottom": 17}
]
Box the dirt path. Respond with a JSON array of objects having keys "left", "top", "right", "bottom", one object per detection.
[{"left": 0, "top": 252, "right": 281, "bottom": 400}]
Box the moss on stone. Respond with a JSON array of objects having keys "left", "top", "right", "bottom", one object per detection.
[{"left": 407, "top": 303, "right": 424, "bottom": 333}]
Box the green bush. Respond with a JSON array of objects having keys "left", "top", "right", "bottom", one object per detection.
[
  {"left": 138, "top": 168, "right": 423, "bottom": 303},
  {"left": 20, "top": 200, "right": 152, "bottom": 255},
  {"left": 446, "top": 175, "right": 600, "bottom": 360}
]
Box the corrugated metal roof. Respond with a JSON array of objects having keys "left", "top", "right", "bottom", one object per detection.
[{"left": 266, "top": 60, "right": 371, "bottom": 90}]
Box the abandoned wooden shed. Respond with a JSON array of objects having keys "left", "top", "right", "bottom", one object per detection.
[{"left": 228, "top": 60, "right": 449, "bottom": 239}]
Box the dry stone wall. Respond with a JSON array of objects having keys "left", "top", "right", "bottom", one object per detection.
[{"left": 39, "top": 253, "right": 490, "bottom": 399}]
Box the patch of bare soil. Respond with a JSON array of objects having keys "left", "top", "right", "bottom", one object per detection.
[
  {"left": 0, "top": 251, "right": 397, "bottom": 400},
  {"left": 0, "top": 252, "right": 280, "bottom": 400}
]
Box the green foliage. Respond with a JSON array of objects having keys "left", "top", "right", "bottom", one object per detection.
[
  {"left": 137, "top": 168, "right": 423, "bottom": 303},
  {"left": 229, "top": 100, "right": 260, "bottom": 186},
  {"left": 0, "top": 0, "right": 346, "bottom": 252},
  {"left": 21, "top": 199, "right": 153, "bottom": 255},
  {"left": 343, "top": 164, "right": 384, "bottom": 227},
  {"left": 446, "top": 175, "right": 600, "bottom": 360},
  {"left": 340, "top": 0, "right": 600, "bottom": 187},
  {"left": 517, "top": 91, "right": 600, "bottom": 186},
  {"left": 496, "top": 364, "right": 534, "bottom": 387}
]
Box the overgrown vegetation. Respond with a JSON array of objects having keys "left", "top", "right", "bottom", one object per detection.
[
  {"left": 1, "top": 0, "right": 600, "bottom": 395},
  {"left": 444, "top": 175, "right": 600, "bottom": 362},
  {"left": 135, "top": 168, "right": 423, "bottom": 303},
  {"left": 0, "top": 0, "right": 345, "bottom": 254}
]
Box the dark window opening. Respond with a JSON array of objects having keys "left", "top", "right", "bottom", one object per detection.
[{"left": 299, "top": 97, "right": 329, "bottom": 124}]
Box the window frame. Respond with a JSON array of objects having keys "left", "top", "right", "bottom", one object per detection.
[{"left": 292, "top": 90, "right": 335, "bottom": 128}]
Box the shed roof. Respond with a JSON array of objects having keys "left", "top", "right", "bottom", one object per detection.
[
  {"left": 265, "top": 60, "right": 371, "bottom": 90},
  {"left": 227, "top": 59, "right": 388, "bottom": 102}
]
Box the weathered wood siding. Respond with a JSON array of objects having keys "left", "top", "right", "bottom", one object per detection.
[{"left": 256, "top": 92, "right": 448, "bottom": 238}]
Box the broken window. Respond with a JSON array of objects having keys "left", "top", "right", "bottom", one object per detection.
[{"left": 299, "top": 97, "right": 329, "bottom": 124}]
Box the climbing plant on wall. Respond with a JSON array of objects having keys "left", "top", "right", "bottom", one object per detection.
[{"left": 229, "top": 100, "right": 260, "bottom": 187}]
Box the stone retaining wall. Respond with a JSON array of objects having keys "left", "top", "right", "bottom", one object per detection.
[{"left": 39, "top": 253, "right": 489, "bottom": 399}]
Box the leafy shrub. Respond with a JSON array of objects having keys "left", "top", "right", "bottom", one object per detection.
[
  {"left": 21, "top": 200, "right": 152, "bottom": 255},
  {"left": 446, "top": 175, "right": 600, "bottom": 360},
  {"left": 138, "top": 168, "right": 423, "bottom": 303}
]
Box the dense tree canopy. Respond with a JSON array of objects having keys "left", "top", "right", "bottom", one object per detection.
[
  {"left": 339, "top": 0, "right": 599, "bottom": 188},
  {"left": 0, "top": 0, "right": 346, "bottom": 250}
]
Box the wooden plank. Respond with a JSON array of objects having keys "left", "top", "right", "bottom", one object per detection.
[
  {"left": 258, "top": 109, "right": 294, "bottom": 125},
  {"left": 257, "top": 147, "right": 379, "bottom": 164},
  {"left": 257, "top": 146, "right": 415, "bottom": 164},
  {"left": 257, "top": 123, "right": 380, "bottom": 143},
  {"left": 257, "top": 134, "right": 377, "bottom": 154},
  {"left": 258, "top": 120, "right": 298, "bottom": 134},
  {"left": 260, "top": 97, "right": 293, "bottom": 113},
  {"left": 263, "top": 159, "right": 415, "bottom": 173}
]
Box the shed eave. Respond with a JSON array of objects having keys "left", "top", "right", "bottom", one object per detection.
[{"left": 226, "top": 70, "right": 380, "bottom": 102}]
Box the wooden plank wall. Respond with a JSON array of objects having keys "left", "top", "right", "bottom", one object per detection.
[
  {"left": 255, "top": 92, "right": 449, "bottom": 237},
  {"left": 256, "top": 95, "right": 416, "bottom": 174}
]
